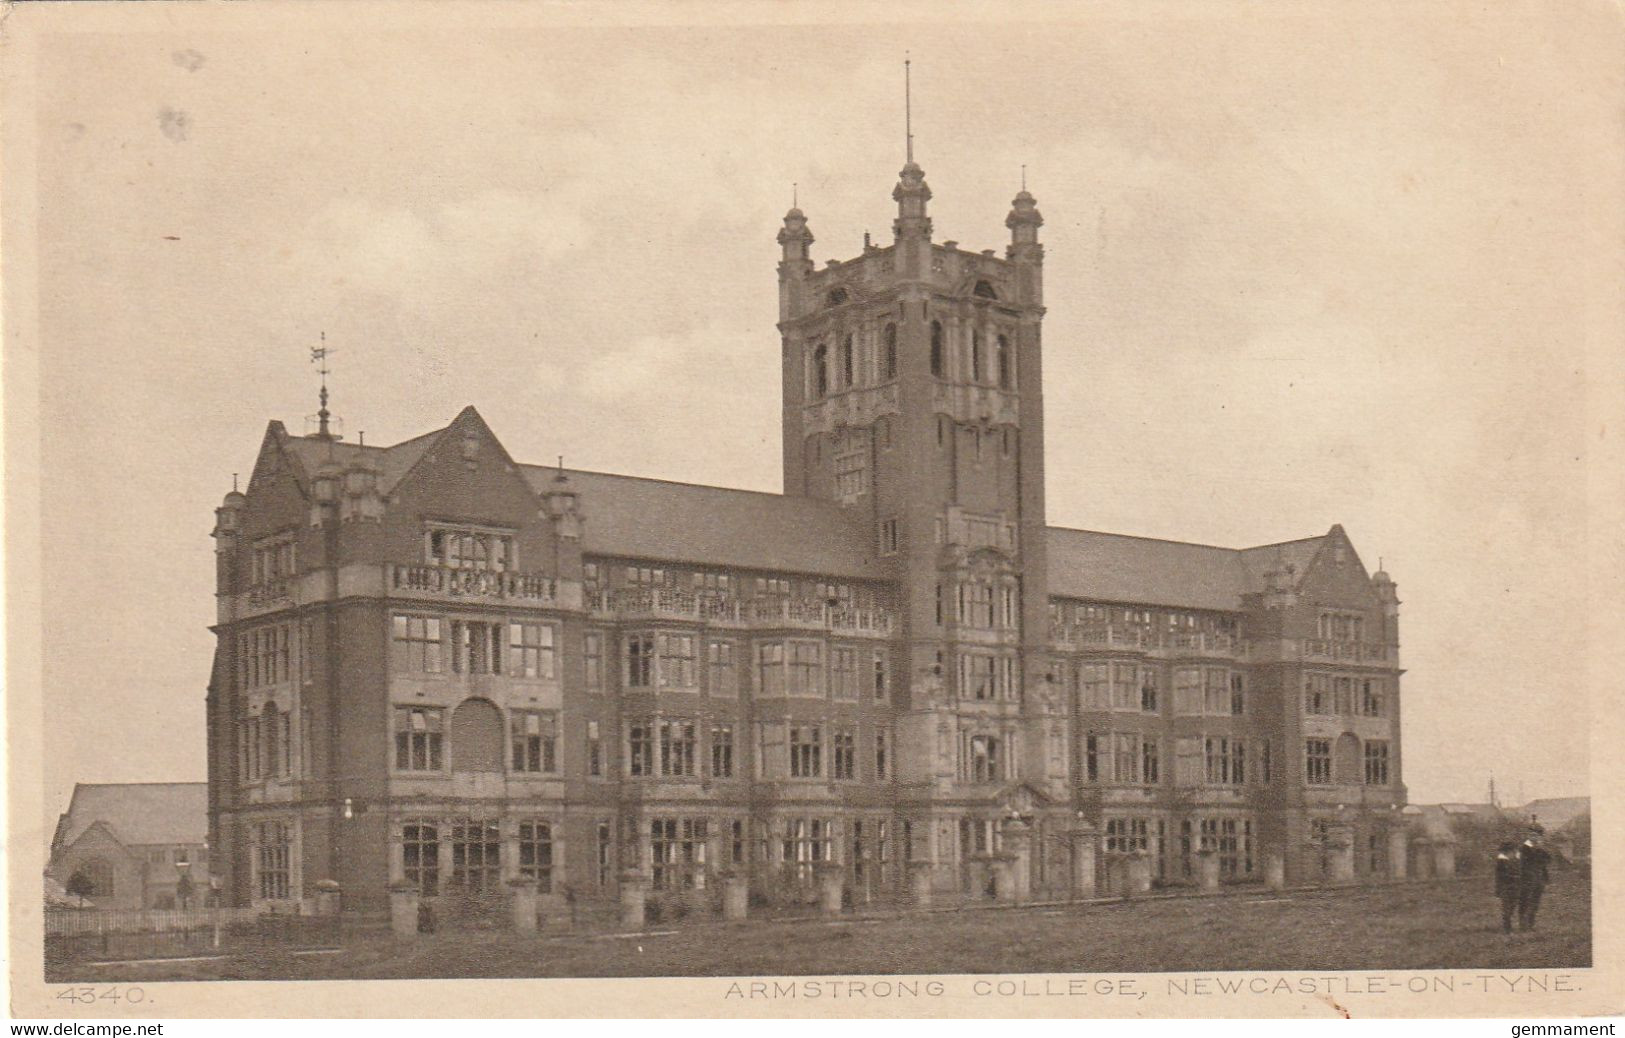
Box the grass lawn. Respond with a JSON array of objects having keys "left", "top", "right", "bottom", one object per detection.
[{"left": 52, "top": 872, "right": 1590, "bottom": 982}]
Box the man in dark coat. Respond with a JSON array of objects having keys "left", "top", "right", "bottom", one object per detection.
[
  {"left": 1493, "top": 840, "right": 1521, "bottom": 934},
  {"left": 1516, "top": 830, "right": 1552, "bottom": 932}
]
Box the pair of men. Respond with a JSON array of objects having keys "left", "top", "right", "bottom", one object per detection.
[{"left": 1494, "top": 829, "right": 1551, "bottom": 934}]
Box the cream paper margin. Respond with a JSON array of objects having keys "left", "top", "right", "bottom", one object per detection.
[{"left": 3, "top": 0, "right": 1622, "bottom": 1020}]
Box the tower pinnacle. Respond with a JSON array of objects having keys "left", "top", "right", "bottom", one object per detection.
[{"left": 310, "top": 334, "right": 337, "bottom": 440}]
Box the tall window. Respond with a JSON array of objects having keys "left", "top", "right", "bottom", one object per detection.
[
  {"left": 1142, "top": 737, "right": 1161, "bottom": 784},
  {"left": 596, "top": 821, "right": 614, "bottom": 889},
  {"left": 1203, "top": 668, "right": 1230, "bottom": 715},
  {"left": 756, "top": 642, "right": 785, "bottom": 696},
  {"left": 628, "top": 722, "right": 656, "bottom": 777},
  {"left": 1204, "top": 736, "right": 1244, "bottom": 785},
  {"left": 650, "top": 818, "right": 708, "bottom": 891},
  {"left": 659, "top": 633, "right": 697, "bottom": 688},
  {"left": 996, "top": 334, "right": 1011, "bottom": 389},
  {"left": 1079, "top": 663, "right": 1108, "bottom": 710},
  {"left": 879, "top": 518, "right": 900, "bottom": 555},
  {"left": 587, "top": 720, "right": 602, "bottom": 777},
  {"left": 698, "top": 640, "right": 733, "bottom": 697},
  {"left": 710, "top": 724, "right": 734, "bottom": 778},
  {"left": 1305, "top": 739, "right": 1332, "bottom": 785},
  {"left": 1304, "top": 674, "right": 1334, "bottom": 714},
  {"left": 883, "top": 323, "right": 898, "bottom": 380},
  {"left": 510, "top": 711, "right": 558, "bottom": 773},
  {"left": 790, "top": 725, "right": 822, "bottom": 778},
  {"left": 402, "top": 821, "right": 439, "bottom": 896},
  {"left": 450, "top": 819, "right": 501, "bottom": 893},
  {"left": 830, "top": 647, "right": 858, "bottom": 700},
  {"left": 783, "top": 819, "right": 831, "bottom": 884},
  {"left": 1113, "top": 733, "right": 1142, "bottom": 783},
  {"left": 875, "top": 726, "right": 891, "bottom": 780},
  {"left": 812, "top": 343, "right": 829, "bottom": 398},
  {"left": 1359, "top": 678, "right": 1385, "bottom": 717},
  {"left": 841, "top": 334, "right": 854, "bottom": 387},
  {"left": 832, "top": 728, "right": 857, "bottom": 780},
  {"left": 1229, "top": 673, "right": 1246, "bottom": 716},
  {"left": 1363, "top": 741, "right": 1390, "bottom": 785},
  {"left": 507, "top": 623, "right": 556, "bottom": 679},
  {"left": 1140, "top": 668, "right": 1160, "bottom": 713},
  {"left": 584, "top": 631, "right": 603, "bottom": 690},
  {"left": 626, "top": 634, "right": 655, "bottom": 688},
  {"left": 255, "top": 821, "right": 291, "bottom": 901},
  {"left": 929, "top": 320, "right": 944, "bottom": 377},
  {"left": 659, "top": 719, "right": 698, "bottom": 777},
  {"left": 969, "top": 735, "right": 1001, "bottom": 783},
  {"left": 872, "top": 651, "right": 889, "bottom": 700},
  {"left": 788, "top": 642, "right": 823, "bottom": 696},
  {"left": 451, "top": 620, "right": 502, "bottom": 674},
  {"left": 517, "top": 821, "right": 554, "bottom": 893},
  {"left": 1174, "top": 668, "right": 1203, "bottom": 715},
  {"left": 394, "top": 707, "right": 444, "bottom": 771},
  {"left": 971, "top": 331, "right": 984, "bottom": 382}
]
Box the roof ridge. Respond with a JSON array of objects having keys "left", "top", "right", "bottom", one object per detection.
[
  {"left": 535, "top": 465, "right": 842, "bottom": 507},
  {"left": 1046, "top": 525, "right": 1248, "bottom": 553}
]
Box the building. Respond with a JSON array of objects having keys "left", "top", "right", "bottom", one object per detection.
[
  {"left": 48, "top": 783, "right": 210, "bottom": 910},
  {"left": 206, "top": 156, "right": 1406, "bottom": 914}
]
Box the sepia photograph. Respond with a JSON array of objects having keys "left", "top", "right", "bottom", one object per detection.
[{"left": 4, "top": 0, "right": 1622, "bottom": 1022}]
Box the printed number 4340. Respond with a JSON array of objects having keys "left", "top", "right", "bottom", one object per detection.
[{"left": 57, "top": 987, "right": 147, "bottom": 1004}]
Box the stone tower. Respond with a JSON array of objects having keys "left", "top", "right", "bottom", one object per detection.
[{"left": 776, "top": 156, "right": 1062, "bottom": 857}]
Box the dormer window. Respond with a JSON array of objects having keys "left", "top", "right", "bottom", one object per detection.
[{"left": 250, "top": 535, "right": 297, "bottom": 587}]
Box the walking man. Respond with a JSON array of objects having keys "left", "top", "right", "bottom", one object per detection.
[
  {"left": 1516, "top": 829, "right": 1552, "bottom": 932},
  {"left": 1493, "top": 840, "right": 1520, "bottom": 934}
]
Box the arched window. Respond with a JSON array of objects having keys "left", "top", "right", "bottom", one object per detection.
[
  {"left": 973, "top": 279, "right": 998, "bottom": 299},
  {"left": 929, "top": 321, "right": 944, "bottom": 378},
  {"left": 841, "top": 334, "right": 854, "bottom": 388},
  {"left": 883, "top": 324, "right": 898, "bottom": 381},
  {"left": 971, "top": 332, "right": 984, "bottom": 383},
  {"left": 997, "top": 334, "right": 1011, "bottom": 389},
  {"left": 812, "top": 343, "right": 828, "bottom": 398},
  {"left": 450, "top": 697, "right": 505, "bottom": 772}
]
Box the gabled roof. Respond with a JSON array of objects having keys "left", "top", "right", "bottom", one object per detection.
[
  {"left": 521, "top": 466, "right": 882, "bottom": 580},
  {"left": 54, "top": 783, "right": 207, "bottom": 851},
  {"left": 1045, "top": 528, "right": 1329, "bottom": 612},
  {"left": 276, "top": 425, "right": 441, "bottom": 498}
]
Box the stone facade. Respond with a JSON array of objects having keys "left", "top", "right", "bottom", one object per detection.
[{"left": 206, "top": 162, "right": 1405, "bottom": 915}]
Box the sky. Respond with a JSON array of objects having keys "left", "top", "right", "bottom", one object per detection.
[{"left": 16, "top": 4, "right": 1618, "bottom": 828}]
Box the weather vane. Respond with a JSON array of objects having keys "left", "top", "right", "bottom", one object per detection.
[{"left": 311, "top": 332, "right": 337, "bottom": 439}]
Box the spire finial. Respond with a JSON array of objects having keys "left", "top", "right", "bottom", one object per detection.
[
  {"left": 232, "top": 473, "right": 239, "bottom": 493},
  {"left": 1021, "top": 163, "right": 1026, "bottom": 192},
  {"left": 310, "top": 332, "right": 336, "bottom": 440},
  {"left": 793, "top": 182, "right": 798, "bottom": 208},
  {"left": 904, "top": 54, "right": 913, "bottom": 164}
]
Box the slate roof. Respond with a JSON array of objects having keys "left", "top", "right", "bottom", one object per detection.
[
  {"left": 1045, "top": 528, "right": 1327, "bottom": 612},
  {"left": 521, "top": 466, "right": 883, "bottom": 580},
  {"left": 266, "top": 411, "right": 1339, "bottom": 608},
  {"left": 54, "top": 783, "right": 208, "bottom": 852}
]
